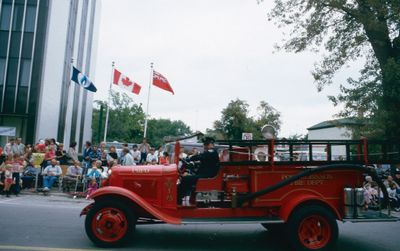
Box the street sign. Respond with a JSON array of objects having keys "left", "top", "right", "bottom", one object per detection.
[
  {"left": 242, "top": 132, "right": 253, "bottom": 140},
  {"left": 0, "top": 126, "right": 16, "bottom": 136}
]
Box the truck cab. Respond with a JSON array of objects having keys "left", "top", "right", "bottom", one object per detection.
[{"left": 81, "top": 138, "right": 400, "bottom": 250}]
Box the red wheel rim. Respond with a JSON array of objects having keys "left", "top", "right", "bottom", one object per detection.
[
  {"left": 91, "top": 207, "right": 128, "bottom": 243},
  {"left": 298, "top": 215, "right": 331, "bottom": 249}
]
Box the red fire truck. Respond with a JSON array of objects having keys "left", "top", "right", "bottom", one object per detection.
[{"left": 80, "top": 136, "right": 399, "bottom": 250}]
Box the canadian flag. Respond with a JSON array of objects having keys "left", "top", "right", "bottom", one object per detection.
[
  {"left": 153, "top": 70, "right": 174, "bottom": 94},
  {"left": 113, "top": 68, "right": 141, "bottom": 94}
]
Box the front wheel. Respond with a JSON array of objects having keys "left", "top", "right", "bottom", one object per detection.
[
  {"left": 85, "top": 200, "right": 136, "bottom": 247},
  {"left": 287, "top": 205, "right": 338, "bottom": 251}
]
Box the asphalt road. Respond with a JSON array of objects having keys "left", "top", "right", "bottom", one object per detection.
[{"left": 0, "top": 193, "right": 399, "bottom": 251}]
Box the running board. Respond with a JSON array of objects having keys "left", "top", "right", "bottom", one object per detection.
[{"left": 182, "top": 217, "right": 284, "bottom": 225}]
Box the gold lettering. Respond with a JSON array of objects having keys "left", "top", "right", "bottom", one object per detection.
[{"left": 133, "top": 168, "right": 150, "bottom": 174}]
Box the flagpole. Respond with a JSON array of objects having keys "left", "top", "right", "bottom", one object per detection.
[
  {"left": 103, "top": 61, "right": 115, "bottom": 143},
  {"left": 143, "top": 62, "right": 153, "bottom": 138}
]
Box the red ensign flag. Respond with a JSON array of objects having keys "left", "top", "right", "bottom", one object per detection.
[
  {"left": 153, "top": 70, "right": 174, "bottom": 94},
  {"left": 113, "top": 69, "right": 141, "bottom": 94}
]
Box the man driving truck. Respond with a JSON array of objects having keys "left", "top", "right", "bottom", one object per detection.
[{"left": 178, "top": 137, "right": 220, "bottom": 205}]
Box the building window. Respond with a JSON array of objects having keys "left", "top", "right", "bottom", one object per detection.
[
  {"left": 0, "top": 58, "right": 5, "bottom": 86},
  {"left": 12, "top": 4, "right": 25, "bottom": 32},
  {"left": 9, "top": 31, "right": 22, "bottom": 57},
  {"left": 19, "top": 59, "right": 30, "bottom": 86},
  {"left": 24, "top": 5, "right": 37, "bottom": 32},
  {"left": 22, "top": 32, "right": 33, "bottom": 58},
  {"left": 0, "top": 4, "right": 12, "bottom": 31},
  {"left": 6, "top": 57, "right": 18, "bottom": 86}
]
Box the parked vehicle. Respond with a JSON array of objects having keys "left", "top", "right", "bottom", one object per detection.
[{"left": 81, "top": 138, "right": 400, "bottom": 250}]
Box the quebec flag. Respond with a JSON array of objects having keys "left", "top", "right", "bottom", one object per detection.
[{"left": 71, "top": 66, "right": 97, "bottom": 92}]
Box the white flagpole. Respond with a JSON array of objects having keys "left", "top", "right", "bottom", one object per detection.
[
  {"left": 143, "top": 62, "right": 154, "bottom": 138},
  {"left": 103, "top": 61, "right": 115, "bottom": 143}
]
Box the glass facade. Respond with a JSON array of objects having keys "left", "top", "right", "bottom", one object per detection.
[{"left": 0, "top": 0, "right": 47, "bottom": 144}]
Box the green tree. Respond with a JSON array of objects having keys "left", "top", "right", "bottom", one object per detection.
[
  {"left": 92, "top": 90, "right": 193, "bottom": 146},
  {"left": 92, "top": 90, "right": 145, "bottom": 145},
  {"left": 212, "top": 99, "right": 281, "bottom": 140},
  {"left": 146, "top": 118, "right": 193, "bottom": 147},
  {"left": 266, "top": 0, "right": 400, "bottom": 140}
]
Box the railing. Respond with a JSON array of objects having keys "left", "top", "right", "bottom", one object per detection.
[{"left": 216, "top": 139, "right": 400, "bottom": 166}]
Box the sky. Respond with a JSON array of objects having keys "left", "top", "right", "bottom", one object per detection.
[{"left": 93, "top": 0, "right": 359, "bottom": 137}]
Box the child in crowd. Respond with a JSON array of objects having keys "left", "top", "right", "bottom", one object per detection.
[
  {"left": 3, "top": 164, "right": 14, "bottom": 197},
  {"left": 86, "top": 178, "right": 98, "bottom": 199}
]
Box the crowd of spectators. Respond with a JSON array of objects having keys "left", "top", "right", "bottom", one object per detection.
[
  {"left": 0, "top": 137, "right": 174, "bottom": 197},
  {"left": 363, "top": 165, "right": 400, "bottom": 211}
]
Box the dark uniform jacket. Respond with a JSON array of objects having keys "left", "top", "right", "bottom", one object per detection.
[{"left": 189, "top": 148, "right": 220, "bottom": 178}]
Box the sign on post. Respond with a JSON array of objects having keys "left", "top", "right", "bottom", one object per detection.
[
  {"left": 0, "top": 126, "right": 16, "bottom": 136},
  {"left": 242, "top": 132, "right": 253, "bottom": 140}
]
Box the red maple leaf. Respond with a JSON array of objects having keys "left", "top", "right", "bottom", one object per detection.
[{"left": 121, "top": 76, "right": 133, "bottom": 87}]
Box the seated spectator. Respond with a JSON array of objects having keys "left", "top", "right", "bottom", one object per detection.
[
  {"left": 394, "top": 168, "right": 400, "bottom": 196},
  {"left": 121, "top": 148, "right": 135, "bottom": 166},
  {"left": 63, "top": 161, "right": 82, "bottom": 192},
  {"left": 99, "top": 142, "right": 108, "bottom": 167},
  {"left": 106, "top": 146, "right": 119, "bottom": 167},
  {"left": 363, "top": 175, "right": 379, "bottom": 209},
  {"left": 131, "top": 145, "right": 141, "bottom": 165},
  {"left": 146, "top": 148, "right": 158, "bottom": 164},
  {"left": 44, "top": 147, "right": 56, "bottom": 165},
  {"left": 42, "top": 159, "right": 62, "bottom": 191},
  {"left": 86, "top": 163, "right": 102, "bottom": 182},
  {"left": 21, "top": 160, "right": 38, "bottom": 189},
  {"left": 387, "top": 182, "right": 400, "bottom": 211}
]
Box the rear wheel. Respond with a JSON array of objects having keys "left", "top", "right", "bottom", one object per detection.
[
  {"left": 287, "top": 205, "right": 338, "bottom": 251},
  {"left": 85, "top": 200, "right": 136, "bottom": 247}
]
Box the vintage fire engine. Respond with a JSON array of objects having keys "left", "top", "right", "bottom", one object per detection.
[{"left": 80, "top": 129, "right": 400, "bottom": 251}]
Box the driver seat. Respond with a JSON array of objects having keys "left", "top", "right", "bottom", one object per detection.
[{"left": 195, "top": 167, "right": 224, "bottom": 191}]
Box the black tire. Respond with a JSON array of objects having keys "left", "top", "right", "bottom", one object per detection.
[
  {"left": 287, "top": 205, "right": 338, "bottom": 251},
  {"left": 261, "top": 223, "right": 286, "bottom": 234},
  {"left": 85, "top": 200, "right": 136, "bottom": 247}
]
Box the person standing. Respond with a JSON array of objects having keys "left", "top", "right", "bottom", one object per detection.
[
  {"left": 10, "top": 154, "right": 23, "bottom": 195},
  {"left": 67, "top": 142, "right": 79, "bottom": 163},
  {"left": 121, "top": 148, "right": 135, "bottom": 166},
  {"left": 14, "top": 138, "right": 25, "bottom": 156},
  {"left": 131, "top": 145, "right": 141, "bottom": 165},
  {"left": 138, "top": 138, "right": 150, "bottom": 164},
  {"left": 82, "top": 141, "right": 93, "bottom": 172}
]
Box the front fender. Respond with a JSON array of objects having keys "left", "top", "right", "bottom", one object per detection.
[
  {"left": 85, "top": 186, "right": 181, "bottom": 225},
  {"left": 279, "top": 191, "right": 341, "bottom": 222}
]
